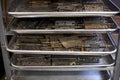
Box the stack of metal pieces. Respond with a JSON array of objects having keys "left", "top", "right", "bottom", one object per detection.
[
  {"left": 12, "top": 54, "right": 100, "bottom": 66},
  {"left": 9, "top": 33, "right": 113, "bottom": 52},
  {"left": 11, "top": 17, "right": 115, "bottom": 30}
]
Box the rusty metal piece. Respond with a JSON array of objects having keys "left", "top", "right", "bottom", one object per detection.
[
  {"left": 59, "top": 36, "right": 83, "bottom": 48},
  {"left": 84, "top": 4, "right": 103, "bottom": 11}
]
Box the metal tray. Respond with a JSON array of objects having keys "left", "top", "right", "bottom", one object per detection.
[
  {"left": 7, "top": 33, "right": 117, "bottom": 55},
  {"left": 11, "top": 71, "right": 111, "bottom": 80},
  {"left": 11, "top": 54, "right": 114, "bottom": 71},
  {"left": 8, "top": 0, "right": 120, "bottom": 17},
  {"left": 9, "top": 17, "right": 117, "bottom": 33}
]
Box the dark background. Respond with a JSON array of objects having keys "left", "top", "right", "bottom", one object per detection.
[{"left": 0, "top": 46, "right": 4, "bottom": 79}]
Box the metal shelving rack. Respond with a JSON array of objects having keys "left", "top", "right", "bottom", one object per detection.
[{"left": 0, "top": 0, "right": 120, "bottom": 80}]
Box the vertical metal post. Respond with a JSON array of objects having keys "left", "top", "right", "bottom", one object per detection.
[
  {"left": 2, "top": 0, "right": 8, "bottom": 25},
  {"left": 0, "top": 0, "right": 11, "bottom": 80},
  {"left": 112, "top": 28, "right": 120, "bottom": 80}
]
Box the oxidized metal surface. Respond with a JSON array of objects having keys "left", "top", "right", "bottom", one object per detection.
[
  {"left": 9, "top": 33, "right": 113, "bottom": 52},
  {"left": 11, "top": 17, "right": 115, "bottom": 30},
  {"left": 8, "top": 0, "right": 119, "bottom": 18},
  {"left": 12, "top": 54, "right": 101, "bottom": 66}
]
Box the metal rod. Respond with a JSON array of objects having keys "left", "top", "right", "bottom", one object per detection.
[{"left": 112, "top": 28, "right": 120, "bottom": 80}]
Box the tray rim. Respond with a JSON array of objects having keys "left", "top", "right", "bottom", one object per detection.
[
  {"left": 9, "top": 17, "right": 118, "bottom": 34},
  {"left": 11, "top": 29, "right": 117, "bottom": 34},
  {"left": 6, "top": 33, "right": 117, "bottom": 55},
  {"left": 10, "top": 54, "right": 115, "bottom": 71},
  {"left": 8, "top": 11, "right": 119, "bottom": 18}
]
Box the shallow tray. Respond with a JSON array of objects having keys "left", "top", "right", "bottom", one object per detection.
[
  {"left": 8, "top": 0, "right": 120, "bottom": 17},
  {"left": 7, "top": 33, "right": 117, "bottom": 55},
  {"left": 11, "top": 71, "right": 111, "bottom": 80},
  {"left": 11, "top": 54, "right": 114, "bottom": 71},
  {"left": 9, "top": 17, "right": 117, "bottom": 33}
]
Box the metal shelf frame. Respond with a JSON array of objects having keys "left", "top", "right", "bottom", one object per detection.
[
  {"left": 0, "top": 0, "right": 120, "bottom": 80},
  {"left": 0, "top": 1, "right": 11, "bottom": 80}
]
